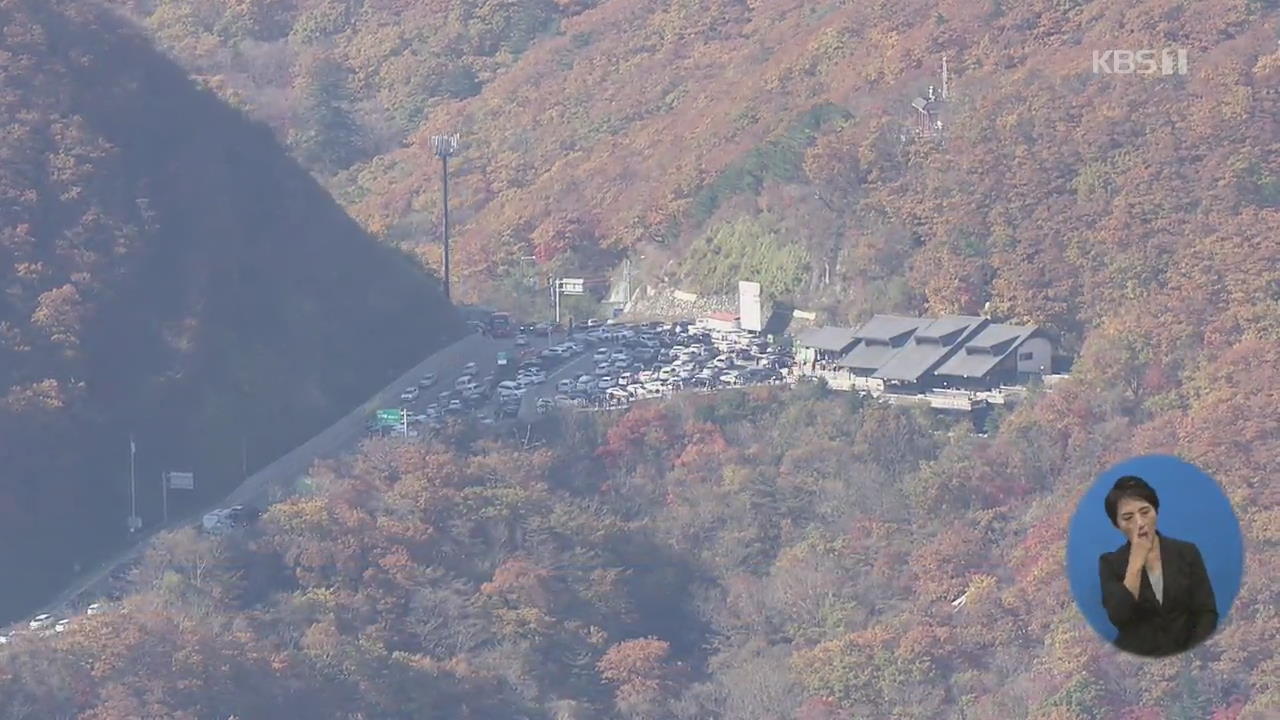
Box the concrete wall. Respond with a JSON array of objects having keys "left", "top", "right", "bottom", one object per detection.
[{"left": 1016, "top": 336, "right": 1053, "bottom": 374}]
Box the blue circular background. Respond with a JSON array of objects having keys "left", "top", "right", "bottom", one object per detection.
[{"left": 1066, "top": 454, "right": 1244, "bottom": 647}]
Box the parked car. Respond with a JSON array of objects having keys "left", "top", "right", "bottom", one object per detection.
[
  {"left": 29, "top": 613, "right": 53, "bottom": 631},
  {"left": 463, "top": 361, "right": 478, "bottom": 375},
  {"left": 399, "top": 386, "right": 420, "bottom": 402}
]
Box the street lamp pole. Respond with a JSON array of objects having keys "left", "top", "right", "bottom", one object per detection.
[
  {"left": 128, "top": 433, "right": 138, "bottom": 533},
  {"left": 431, "top": 134, "right": 459, "bottom": 300},
  {"left": 554, "top": 278, "right": 561, "bottom": 325}
]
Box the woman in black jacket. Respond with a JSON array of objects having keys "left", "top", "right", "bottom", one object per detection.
[{"left": 1098, "top": 475, "right": 1218, "bottom": 657}]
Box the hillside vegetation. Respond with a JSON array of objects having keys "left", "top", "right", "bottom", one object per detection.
[
  {"left": 107, "top": 0, "right": 1280, "bottom": 346},
  {"left": 2, "top": 0, "right": 1278, "bottom": 717},
  {"left": 1, "top": 379, "right": 1276, "bottom": 718},
  {"left": 0, "top": 0, "right": 461, "bottom": 621}
]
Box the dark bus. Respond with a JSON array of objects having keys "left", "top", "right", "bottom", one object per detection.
[{"left": 488, "top": 312, "right": 514, "bottom": 337}]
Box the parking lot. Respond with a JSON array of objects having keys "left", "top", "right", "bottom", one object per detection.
[{"left": 370, "top": 319, "right": 793, "bottom": 438}]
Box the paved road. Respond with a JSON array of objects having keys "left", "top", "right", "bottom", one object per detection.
[
  {"left": 517, "top": 341, "right": 597, "bottom": 421},
  {"left": 38, "top": 330, "right": 515, "bottom": 619}
]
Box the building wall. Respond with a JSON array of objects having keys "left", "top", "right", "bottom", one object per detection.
[{"left": 1015, "top": 336, "right": 1053, "bottom": 374}]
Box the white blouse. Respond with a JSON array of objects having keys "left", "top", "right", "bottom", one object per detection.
[{"left": 1149, "top": 569, "right": 1164, "bottom": 605}]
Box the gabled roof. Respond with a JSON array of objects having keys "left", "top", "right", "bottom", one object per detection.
[
  {"left": 835, "top": 314, "right": 927, "bottom": 369},
  {"left": 934, "top": 323, "right": 1042, "bottom": 378},
  {"left": 912, "top": 97, "right": 939, "bottom": 113},
  {"left": 871, "top": 315, "right": 988, "bottom": 382},
  {"left": 795, "top": 325, "right": 860, "bottom": 353}
]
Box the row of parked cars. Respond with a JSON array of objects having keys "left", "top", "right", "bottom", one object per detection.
[{"left": 535, "top": 320, "right": 791, "bottom": 411}]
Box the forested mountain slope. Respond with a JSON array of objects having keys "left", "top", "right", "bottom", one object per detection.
[
  {"left": 0, "top": 0, "right": 461, "bottom": 621},
  {"left": 107, "top": 0, "right": 1280, "bottom": 345},
  {"left": 2, "top": 0, "right": 1279, "bottom": 718},
  {"left": 1, "top": 380, "right": 1277, "bottom": 718}
]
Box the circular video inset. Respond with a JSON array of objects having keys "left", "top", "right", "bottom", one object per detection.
[{"left": 1066, "top": 454, "right": 1244, "bottom": 658}]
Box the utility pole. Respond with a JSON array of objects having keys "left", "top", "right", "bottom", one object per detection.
[
  {"left": 941, "top": 55, "right": 948, "bottom": 100},
  {"left": 128, "top": 433, "right": 139, "bottom": 533},
  {"left": 431, "top": 134, "right": 459, "bottom": 300}
]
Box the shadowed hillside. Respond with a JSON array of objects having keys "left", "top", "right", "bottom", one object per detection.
[{"left": 0, "top": 0, "right": 463, "bottom": 621}]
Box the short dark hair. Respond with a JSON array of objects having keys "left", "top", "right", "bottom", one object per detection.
[{"left": 1104, "top": 475, "right": 1160, "bottom": 527}]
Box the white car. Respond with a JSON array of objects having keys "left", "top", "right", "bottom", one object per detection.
[
  {"left": 514, "top": 335, "right": 529, "bottom": 346},
  {"left": 593, "top": 348, "right": 612, "bottom": 362},
  {"left": 557, "top": 378, "right": 576, "bottom": 393},
  {"left": 463, "top": 362, "right": 478, "bottom": 375},
  {"left": 86, "top": 603, "right": 103, "bottom": 616},
  {"left": 521, "top": 370, "right": 547, "bottom": 384},
  {"left": 454, "top": 374, "right": 474, "bottom": 389},
  {"left": 595, "top": 362, "right": 612, "bottom": 375},
  {"left": 516, "top": 375, "right": 538, "bottom": 389},
  {"left": 29, "top": 613, "right": 53, "bottom": 631},
  {"left": 399, "top": 387, "right": 420, "bottom": 402},
  {"left": 418, "top": 372, "right": 437, "bottom": 388},
  {"left": 597, "top": 376, "right": 615, "bottom": 389},
  {"left": 54, "top": 618, "right": 71, "bottom": 633}
]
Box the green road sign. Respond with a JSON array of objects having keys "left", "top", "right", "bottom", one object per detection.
[{"left": 376, "top": 409, "right": 403, "bottom": 425}]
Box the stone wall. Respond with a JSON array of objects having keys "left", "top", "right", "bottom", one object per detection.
[{"left": 621, "top": 285, "right": 739, "bottom": 321}]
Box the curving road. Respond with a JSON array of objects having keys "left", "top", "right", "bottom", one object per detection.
[{"left": 37, "top": 329, "right": 518, "bottom": 620}]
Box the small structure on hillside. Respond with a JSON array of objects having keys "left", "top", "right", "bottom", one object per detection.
[{"left": 904, "top": 56, "right": 949, "bottom": 143}]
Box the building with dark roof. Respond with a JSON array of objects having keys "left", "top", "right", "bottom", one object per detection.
[
  {"left": 932, "top": 322, "right": 1052, "bottom": 389},
  {"left": 794, "top": 312, "right": 1053, "bottom": 394},
  {"left": 794, "top": 326, "right": 862, "bottom": 366}
]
